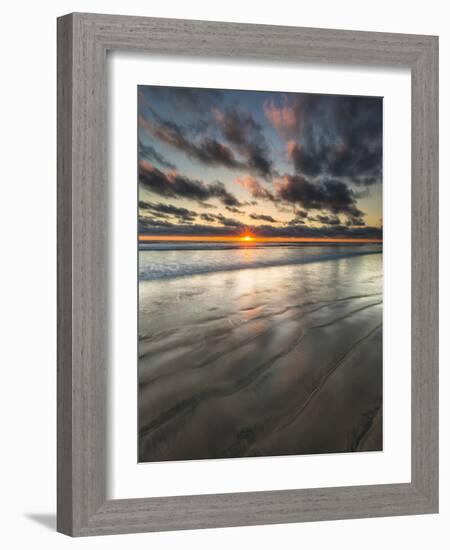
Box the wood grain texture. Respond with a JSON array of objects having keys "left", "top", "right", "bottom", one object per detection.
[
  {"left": 57, "top": 12, "right": 439, "bottom": 536},
  {"left": 410, "top": 37, "right": 439, "bottom": 507},
  {"left": 57, "top": 13, "right": 73, "bottom": 535},
  {"left": 58, "top": 12, "right": 108, "bottom": 535}
]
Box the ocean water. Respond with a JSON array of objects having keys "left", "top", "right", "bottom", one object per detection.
[
  {"left": 139, "top": 242, "right": 382, "bottom": 281},
  {"left": 138, "top": 242, "right": 383, "bottom": 462}
]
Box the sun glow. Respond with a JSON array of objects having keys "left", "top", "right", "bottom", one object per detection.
[{"left": 139, "top": 235, "right": 382, "bottom": 244}]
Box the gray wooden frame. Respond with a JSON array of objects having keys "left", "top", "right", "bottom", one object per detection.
[{"left": 57, "top": 12, "right": 439, "bottom": 537}]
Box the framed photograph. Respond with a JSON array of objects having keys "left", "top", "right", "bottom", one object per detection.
[{"left": 57, "top": 13, "right": 438, "bottom": 536}]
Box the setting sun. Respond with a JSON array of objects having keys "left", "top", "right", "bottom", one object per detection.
[{"left": 242, "top": 235, "right": 253, "bottom": 242}]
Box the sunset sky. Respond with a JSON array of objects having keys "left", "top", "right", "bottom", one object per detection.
[{"left": 138, "top": 86, "right": 382, "bottom": 242}]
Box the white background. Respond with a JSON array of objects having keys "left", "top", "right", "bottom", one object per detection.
[
  {"left": 0, "top": 1, "right": 447, "bottom": 549},
  {"left": 110, "top": 55, "right": 411, "bottom": 498}
]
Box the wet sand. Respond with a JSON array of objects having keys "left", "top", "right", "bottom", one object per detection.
[{"left": 138, "top": 251, "right": 382, "bottom": 461}]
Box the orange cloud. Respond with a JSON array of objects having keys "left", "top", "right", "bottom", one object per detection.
[
  {"left": 235, "top": 175, "right": 275, "bottom": 201},
  {"left": 263, "top": 99, "right": 300, "bottom": 138}
]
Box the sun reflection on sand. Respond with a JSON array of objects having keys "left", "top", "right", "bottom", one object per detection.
[{"left": 138, "top": 249, "right": 383, "bottom": 461}]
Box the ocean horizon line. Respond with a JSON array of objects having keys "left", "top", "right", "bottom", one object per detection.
[{"left": 139, "top": 236, "right": 383, "bottom": 244}]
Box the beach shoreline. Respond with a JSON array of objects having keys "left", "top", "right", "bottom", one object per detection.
[{"left": 138, "top": 246, "right": 383, "bottom": 462}]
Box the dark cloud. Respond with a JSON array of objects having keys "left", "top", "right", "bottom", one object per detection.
[
  {"left": 225, "top": 205, "right": 246, "bottom": 214},
  {"left": 287, "top": 140, "right": 322, "bottom": 177},
  {"left": 214, "top": 108, "right": 274, "bottom": 179},
  {"left": 142, "top": 115, "right": 241, "bottom": 170},
  {"left": 140, "top": 212, "right": 247, "bottom": 236},
  {"left": 139, "top": 161, "right": 244, "bottom": 208},
  {"left": 275, "top": 176, "right": 364, "bottom": 220},
  {"left": 286, "top": 218, "right": 305, "bottom": 226},
  {"left": 139, "top": 200, "right": 197, "bottom": 222},
  {"left": 140, "top": 86, "right": 223, "bottom": 114},
  {"left": 354, "top": 187, "right": 372, "bottom": 199},
  {"left": 138, "top": 140, "right": 175, "bottom": 170},
  {"left": 139, "top": 101, "right": 274, "bottom": 178},
  {"left": 139, "top": 218, "right": 175, "bottom": 230},
  {"left": 140, "top": 219, "right": 382, "bottom": 240},
  {"left": 144, "top": 105, "right": 273, "bottom": 179},
  {"left": 295, "top": 210, "right": 309, "bottom": 218},
  {"left": 199, "top": 213, "right": 244, "bottom": 228},
  {"left": 346, "top": 217, "right": 366, "bottom": 227},
  {"left": 285, "top": 209, "right": 308, "bottom": 226},
  {"left": 312, "top": 214, "right": 342, "bottom": 226},
  {"left": 199, "top": 213, "right": 217, "bottom": 223},
  {"left": 249, "top": 213, "right": 278, "bottom": 223},
  {"left": 140, "top": 222, "right": 242, "bottom": 237},
  {"left": 199, "top": 139, "right": 241, "bottom": 167},
  {"left": 250, "top": 223, "right": 382, "bottom": 240},
  {"left": 266, "top": 94, "right": 382, "bottom": 185},
  {"left": 207, "top": 181, "right": 244, "bottom": 208}
]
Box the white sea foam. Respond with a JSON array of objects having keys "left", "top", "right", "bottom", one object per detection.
[{"left": 138, "top": 243, "right": 382, "bottom": 281}]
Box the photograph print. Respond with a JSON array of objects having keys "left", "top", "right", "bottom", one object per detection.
[{"left": 138, "top": 85, "right": 383, "bottom": 462}]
